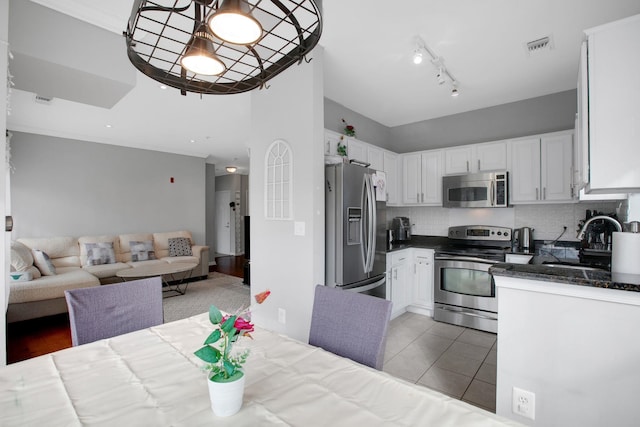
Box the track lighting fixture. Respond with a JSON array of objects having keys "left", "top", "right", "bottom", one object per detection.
[
  {"left": 436, "top": 68, "right": 445, "bottom": 85},
  {"left": 413, "top": 36, "right": 461, "bottom": 97},
  {"left": 413, "top": 49, "right": 423, "bottom": 65}
]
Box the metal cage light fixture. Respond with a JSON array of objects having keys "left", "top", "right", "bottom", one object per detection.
[{"left": 125, "top": 0, "right": 323, "bottom": 95}]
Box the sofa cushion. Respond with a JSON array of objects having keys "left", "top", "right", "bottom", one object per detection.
[
  {"left": 17, "top": 236, "right": 80, "bottom": 268},
  {"left": 119, "top": 233, "right": 154, "bottom": 262},
  {"left": 130, "top": 240, "right": 156, "bottom": 262},
  {"left": 161, "top": 255, "right": 199, "bottom": 265},
  {"left": 78, "top": 236, "right": 120, "bottom": 265},
  {"left": 11, "top": 241, "right": 34, "bottom": 272},
  {"left": 168, "top": 237, "right": 193, "bottom": 257},
  {"left": 8, "top": 267, "right": 100, "bottom": 304},
  {"left": 84, "top": 242, "right": 116, "bottom": 266},
  {"left": 82, "top": 262, "right": 131, "bottom": 279},
  {"left": 33, "top": 250, "right": 57, "bottom": 276},
  {"left": 153, "top": 231, "right": 193, "bottom": 259}
]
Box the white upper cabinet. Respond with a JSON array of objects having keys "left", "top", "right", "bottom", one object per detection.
[
  {"left": 347, "top": 137, "right": 367, "bottom": 164},
  {"left": 444, "top": 141, "right": 508, "bottom": 175},
  {"left": 582, "top": 15, "right": 640, "bottom": 193},
  {"left": 384, "top": 151, "right": 399, "bottom": 205},
  {"left": 510, "top": 131, "right": 573, "bottom": 204},
  {"left": 367, "top": 145, "right": 384, "bottom": 171},
  {"left": 402, "top": 150, "right": 443, "bottom": 205}
]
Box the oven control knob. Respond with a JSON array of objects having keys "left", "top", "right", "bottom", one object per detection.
[
  {"left": 497, "top": 231, "right": 502, "bottom": 236},
  {"left": 504, "top": 231, "right": 509, "bottom": 237}
]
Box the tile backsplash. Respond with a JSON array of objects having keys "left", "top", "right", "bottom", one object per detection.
[{"left": 388, "top": 201, "right": 626, "bottom": 242}]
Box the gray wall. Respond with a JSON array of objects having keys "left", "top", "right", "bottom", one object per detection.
[
  {"left": 389, "top": 90, "right": 577, "bottom": 153},
  {"left": 10, "top": 132, "right": 206, "bottom": 244},
  {"left": 324, "top": 97, "right": 393, "bottom": 150},
  {"left": 324, "top": 90, "right": 577, "bottom": 153}
]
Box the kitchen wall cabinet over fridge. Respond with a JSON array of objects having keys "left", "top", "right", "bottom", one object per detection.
[
  {"left": 402, "top": 150, "right": 443, "bottom": 205},
  {"left": 510, "top": 131, "right": 573, "bottom": 204}
]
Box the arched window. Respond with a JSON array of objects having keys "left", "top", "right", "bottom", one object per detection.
[{"left": 264, "top": 140, "right": 292, "bottom": 220}]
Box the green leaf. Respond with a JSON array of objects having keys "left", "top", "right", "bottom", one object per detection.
[
  {"left": 223, "top": 359, "right": 236, "bottom": 376},
  {"left": 221, "top": 315, "right": 237, "bottom": 333},
  {"left": 203, "top": 329, "right": 221, "bottom": 345},
  {"left": 194, "top": 346, "right": 220, "bottom": 363},
  {"left": 209, "top": 305, "right": 222, "bottom": 325}
]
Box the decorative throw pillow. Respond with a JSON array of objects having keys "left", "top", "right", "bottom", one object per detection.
[
  {"left": 168, "top": 237, "right": 192, "bottom": 257},
  {"left": 11, "top": 241, "right": 34, "bottom": 272},
  {"left": 33, "top": 250, "right": 57, "bottom": 276},
  {"left": 84, "top": 242, "right": 116, "bottom": 266},
  {"left": 130, "top": 240, "right": 156, "bottom": 262}
]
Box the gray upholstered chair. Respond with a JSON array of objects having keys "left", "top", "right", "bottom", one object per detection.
[
  {"left": 64, "top": 277, "right": 163, "bottom": 346},
  {"left": 308, "top": 284, "right": 393, "bottom": 370}
]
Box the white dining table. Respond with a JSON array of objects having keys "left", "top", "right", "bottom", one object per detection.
[{"left": 0, "top": 313, "right": 522, "bottom": 426}]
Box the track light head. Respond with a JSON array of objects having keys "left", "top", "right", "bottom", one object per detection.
[
  {"left": 451, "top": 86, "right": 460, "bottom": 97},
  {"left": 413, "top": 49, "right": 423, "bottom": 65},
  {"left": 436, "top": 68, "right": 445, "bottom": 85}
]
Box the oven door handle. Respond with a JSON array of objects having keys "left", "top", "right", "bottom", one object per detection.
[{"left": 435, "top": 255, "right": 499, "bottom": 264}]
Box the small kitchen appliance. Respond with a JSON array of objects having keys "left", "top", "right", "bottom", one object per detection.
[
  {"left": 512, "top": 227, "right": 534, "bottom": 252},
  {"left": 391, "top": 217, "right": 411, "bottom": 242}
]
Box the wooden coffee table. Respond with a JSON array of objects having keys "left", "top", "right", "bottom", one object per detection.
[{"left": 116, "top": 262, "right": 198, "bottom": 297}]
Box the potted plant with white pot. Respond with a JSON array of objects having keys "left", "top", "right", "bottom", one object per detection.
[{"left": 194, "top": 290, "right": 271, "bottom": 417}]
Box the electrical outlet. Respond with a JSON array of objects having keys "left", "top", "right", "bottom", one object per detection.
[
  {"left": 278, "top": 308, "right": 286, "bottom": 324},
  {"left": 512, "top": 387, "right": 536, "bottom": 420}
]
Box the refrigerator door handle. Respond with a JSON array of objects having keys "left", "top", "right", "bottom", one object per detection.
[{"left": 361, "top": 174, "right": 375, "bottom": 273}]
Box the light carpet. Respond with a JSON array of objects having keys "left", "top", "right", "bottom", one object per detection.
[{"left": 163, "top": 272, "right": 250, "bottom": 323}]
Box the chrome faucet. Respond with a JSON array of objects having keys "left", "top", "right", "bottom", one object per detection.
[{"left": 576, "top": 215, "right": 623, "bottom": 240}]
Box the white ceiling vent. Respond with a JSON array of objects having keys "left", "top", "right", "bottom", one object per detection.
[
  {"left": 525, "top": 35, "right": 554, "bottom": 56},
  {"left": 34, "top": 94, "right": 53, "bottom": 105}
]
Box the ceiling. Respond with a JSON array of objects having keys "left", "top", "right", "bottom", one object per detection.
[{"left": 7, "top": 0, "right": 640, "bottom": 175}]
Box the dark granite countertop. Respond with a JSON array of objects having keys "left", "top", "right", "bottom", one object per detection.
[
  {"left": 490, "top": 263, "right": 640, "bottom": 293},
  {"left": 386, "top": 235, "right": 451, "bottom": 252}
]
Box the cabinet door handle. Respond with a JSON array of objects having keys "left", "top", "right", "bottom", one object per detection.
[
  {"left": 421, "top": 193, "right": 424, "bottom": 203},
  {"left": 478, "top": 159, "right": 481, "bottom": 171},
  {"left": 536, "top": 188, "right": 539, "bottom": 200},
  {"left": 417, "top": 192, "right": 419, "bottom": 202},
  {"left": 543, "top": 187, "right": 546, "bottom": 200},
  {"left": 326, "top": 142, "right": 330, "bottom": 153},
  {"left": 466, "top": 160, "right": 469, "bottom": 172}
]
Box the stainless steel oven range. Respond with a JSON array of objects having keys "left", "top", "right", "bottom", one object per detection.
[{"left": 433, "top": 225, "right": 512, "bottom": 333}]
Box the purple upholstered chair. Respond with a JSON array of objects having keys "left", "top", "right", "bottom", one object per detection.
[
  {"left": 309, "top": 284, "right": 393, "bottom": 370},
  {"left": 64, "top": 277, "right": 163, "bottom": 346}
]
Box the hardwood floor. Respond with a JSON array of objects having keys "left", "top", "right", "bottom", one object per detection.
[{"left": 5, "top": 255, "right": 246, "bottom": 364}]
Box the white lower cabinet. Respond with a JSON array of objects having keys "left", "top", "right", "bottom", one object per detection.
[
  {"left": 387, "top": 249, "right": 411, "bottom": 319},
  {"left": 408, "top": 249, "right": 434, "bottom": 316}
]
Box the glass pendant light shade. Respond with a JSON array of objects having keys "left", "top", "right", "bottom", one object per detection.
[
  {"left": 181, "top": 28, "right": 226, "bottom": 76},
  {"left": 208, "top": 0, "right": 263, "bottom": 45}
]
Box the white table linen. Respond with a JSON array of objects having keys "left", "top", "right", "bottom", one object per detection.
[{"left": 0, "top": 313, "right": 521, "bottom": 426}]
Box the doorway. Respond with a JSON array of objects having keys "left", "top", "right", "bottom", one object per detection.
[{"left": 215, "top": 190, "right": 233, "bottom": 255}]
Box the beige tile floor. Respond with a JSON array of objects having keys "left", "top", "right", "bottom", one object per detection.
[{"left": 383, "top": 312, "right": 497, "bottom": 413}]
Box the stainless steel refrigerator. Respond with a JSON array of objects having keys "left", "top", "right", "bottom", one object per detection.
[{"left": 325, "top": 162, "right": 387, "bottom": 298}]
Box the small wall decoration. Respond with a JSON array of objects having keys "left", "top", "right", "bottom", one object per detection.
[
  {"left": 342, "top": 118, "right": 356, "bottom": 137},
  {"left": 264, "top": 139, "right": 293, "bottom": 220}
]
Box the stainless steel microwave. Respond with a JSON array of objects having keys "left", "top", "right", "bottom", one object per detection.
[{"left": 442, "top": 171, "right": 508, "bottom": 208}]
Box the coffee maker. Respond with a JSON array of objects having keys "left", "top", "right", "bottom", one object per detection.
[
  {"left": 391, "top": 217, "right": 411, "bottom": 242},
  {"left": 513, "top": 227, "right": 534, "bottom": 253}
]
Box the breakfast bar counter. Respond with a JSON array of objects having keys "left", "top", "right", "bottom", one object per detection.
[{"left": 0, "top": 312, "right": 521, "bottom": 426}]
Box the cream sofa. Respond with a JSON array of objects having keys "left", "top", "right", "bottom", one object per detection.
[{"left": 8, "top": 231, "right": 209, "bottom": 322}]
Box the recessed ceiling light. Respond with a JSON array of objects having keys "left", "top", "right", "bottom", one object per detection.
[
  {"left": 189, "top": 139, "right": 196, "bottom": 143},
  {"left": 105, "top": 124, "right": 112, "bottom": 128},
  {"left": 159, "top": 85, "right": 168, "bottom": 90}
]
